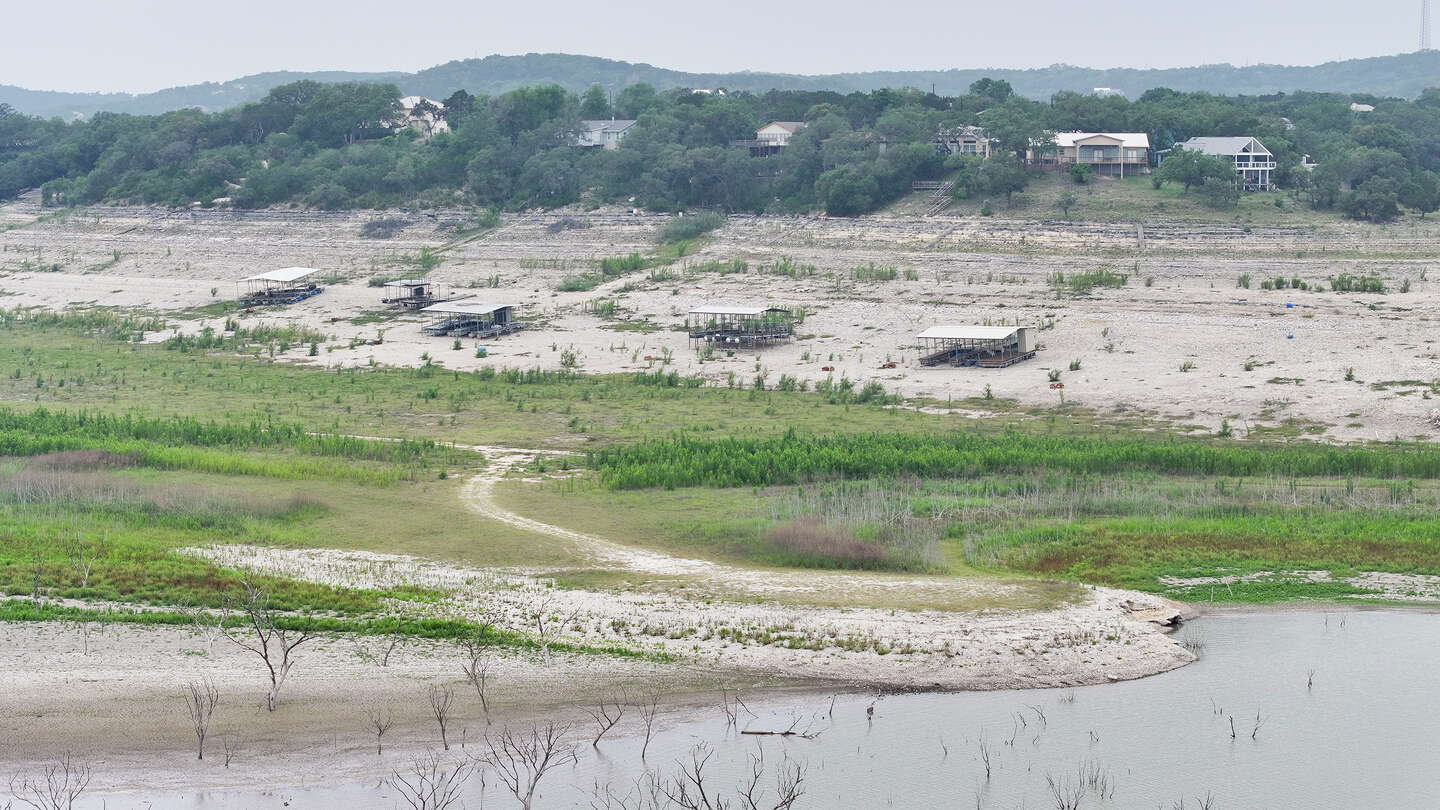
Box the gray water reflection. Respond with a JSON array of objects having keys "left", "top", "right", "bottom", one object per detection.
[{"left": 92, "top": 610, "right": 1440, "bottom": 808}]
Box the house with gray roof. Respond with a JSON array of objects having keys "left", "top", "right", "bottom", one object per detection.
[
  {"left": 576, "top": 120, "right": 638, "bottom": 150},
  {"left": 1178, "top": 136, "right": 1276, "bottom": 191}
]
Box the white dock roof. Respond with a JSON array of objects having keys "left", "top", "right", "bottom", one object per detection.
[
  {"left": 917, "top": 325, "right": 1024, "bottom": 341},
  {"left": 243, "top": 267, "right": 321, "bottom": 283},
  {"left": 689, "top": 305, "right": 784, "bottom": 316},
  {"left": 421, "top": 299, "right": 511, "bottom": 316}
]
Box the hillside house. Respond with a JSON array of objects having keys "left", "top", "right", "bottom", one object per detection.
[
  {"left": 577, "top": 120, "right": 638, "bottom": 149},
  {"left": 1176, "top": 136, "right": 1276, "bottom": 191},
  {"left": 731, "top": 121, "right": 808, "bottom": 156},
  {"left": 397, "top": 96, "right": 449, "bottom": 138},
  {"left": 933, "top": 126, "right": 994, "bottom": 157},
  {"left": 1030, "top": 133, "right": 1150, "bottom": 176}
]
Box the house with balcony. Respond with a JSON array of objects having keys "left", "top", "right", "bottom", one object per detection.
[
  {"left": 731, "top": 121, "right": 808, "bottom": 156},
  {"left": 933, "top": 126, "right": 994, "bottom": 157},
  {"left": 576, "top": 119, "right": 638, "bottom": 149},
  {"left": 1030, "top": 132, "right": 1151, "bottom": 176},
  {"left": 1176, "top": 136, "right": 1276, "bottom": 191}
]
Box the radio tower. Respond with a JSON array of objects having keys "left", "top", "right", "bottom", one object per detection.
[{"left": 1425, "top": 0, "right": 1434, "bottom": 52}]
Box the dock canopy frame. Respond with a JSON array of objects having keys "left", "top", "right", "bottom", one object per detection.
[
  {"left": 687, "top": 304, "right": 796, "bottom": 347},
  {"left": 382, "top": 279, "right": 451, "bottom": 309},
  {"left": 917, "top": 325, "right": 1036, "bottom": 368},
  {"left": 420, "top": 299, "right": 523, "bottom": 339},
  {"left": 238, "top": 267, "right": 324, "bottom": 306}
]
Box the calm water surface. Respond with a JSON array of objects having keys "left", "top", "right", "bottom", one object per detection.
[{"left": 93, "top": 609, "right": 1440, "bottom": 808}]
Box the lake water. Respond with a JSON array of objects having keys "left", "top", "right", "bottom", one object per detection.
[{"left": 91, "top": 609, "right": 1440, "bottom": 808}]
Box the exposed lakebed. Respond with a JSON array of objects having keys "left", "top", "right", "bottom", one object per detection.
[{"left": 89, "top": 608, "right": 1439, "bottom": 808}]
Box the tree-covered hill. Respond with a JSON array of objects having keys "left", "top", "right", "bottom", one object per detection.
[
  {"left": 5, "top": 51, "right": 1440, "bottom": 120},
  {"left": 3, "top": 77, "right": 1438, "bottom": 223}
]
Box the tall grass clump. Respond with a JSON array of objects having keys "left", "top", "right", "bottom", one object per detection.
[
  {"left": 589, "top": 429, "right": 1440, "bottom": 490},
  {"left": 656, "top": 211, "right": 724, "bottom": 244},
  {"left": 1330, "top": 273, "right": 1386, "bottom": 293},
  {"left": 0, "top": 307, "right": 166, "bottom": 342},
  {"left": 557, "top": 273, "right": 603, "bottom": 292},
  {"left": 852, "top": 263, "right": 898, "bottom": 282},
  {"left": 164, "top": 323, "right": 327, "bottom": 353},
  {"left": 689, "top": 259, "right": 748, "bottom": 275},
  {"left": 0, "top": 408, "right": 446, "bottom": 477},
  {"left": 1048, "top": 268, "right": 1128, "bottom": 297},
  {"left": 597, "top": 254, "right": 651, "bottom": 276}
]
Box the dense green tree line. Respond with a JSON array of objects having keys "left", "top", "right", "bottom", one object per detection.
[{"left": 2, "top": 77, "right": 1439, "bottom": 220}]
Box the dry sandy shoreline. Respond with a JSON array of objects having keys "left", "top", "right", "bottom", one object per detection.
[
  {"left": 2, "top": 202, "right": 1438, "bottom": 442},
  {"left": 2, "top": 200, "right": 1434, "bottom": 797}
]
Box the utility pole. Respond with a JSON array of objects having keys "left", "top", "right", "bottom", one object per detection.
[{"left": 1424, "top": 0, "right": 1433, "bottom": 52}]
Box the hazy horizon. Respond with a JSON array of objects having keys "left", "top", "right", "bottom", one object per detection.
[{"left": 5, "top": 0, "right": 1430, "bottom": 94}]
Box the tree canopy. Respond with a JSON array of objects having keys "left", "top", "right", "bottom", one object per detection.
[{"left": 1, "top": 77, "right": 1438, "bottom": 221}]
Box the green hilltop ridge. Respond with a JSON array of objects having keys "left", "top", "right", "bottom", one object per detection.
[{"left": 5, "top": 50, "right": 1439, "bottom": 119}]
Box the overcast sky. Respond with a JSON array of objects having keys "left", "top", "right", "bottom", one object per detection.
[{"left": 5, "top": 0, "right": 1428, "bottom": 93}]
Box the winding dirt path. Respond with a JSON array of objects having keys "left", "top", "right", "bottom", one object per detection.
[{"left": 460, "top": 445, "right": 718, "bottom": 576}]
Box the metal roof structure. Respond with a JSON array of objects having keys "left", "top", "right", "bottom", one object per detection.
[
  {"left": 385, "top": 279, "right": 431, "bottom": 288},
  {"left": 916, "top": 325, "right": 1025, "bottom": 341},
  {"left": 688, "top": 305, "right": 786, "bottom": 316},
  {"left": 1051, "top": 132, "right": 1151, "bottom": 149},
  {"left": 420, "top": 299, "right": 511, "bottom": 316},
  {"left": 243, "top": 267, "right": 321, "bottom": 283},
  {"left": 1179, "top": 136, "right": 1271, "bottom": 157}
]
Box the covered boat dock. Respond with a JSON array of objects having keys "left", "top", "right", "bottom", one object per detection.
[
  {"left": 917, "top": 325, "right": 1036, "bottom": 368},
  {"left": 420, "top": 299, "right": 523, "bottom": 339},
  {"left": 238, "top": 267, "right": 323, "bottom": 306},
  {"left": 687, "top": 304, "right": 796, "bottom": 347}
]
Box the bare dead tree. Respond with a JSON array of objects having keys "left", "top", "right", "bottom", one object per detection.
[
  {"left": 655, "top": 744, "right": 805, "bottom": 810},
  {"left": 69, "top": 619, "right": 91, "bottom": 656},
  {"left": 387, "top": 751, "right": 475, "bottom": 810},
  {"left": 28, "top": 541, "right": 45, "bottom": 606},
  {"left": 738, "top": 712, "right": 826, "bottom": 740},
  {"left": 180, "top": 601, "right": 226, "bottom": 654},
  {"left": 530, "top": 594, "right": 581, "bottom": 663},
  {"left": 221, "top": 731, "right": 240, "bottom": 768},
  {"left": 428, "top": 685, "right": 457, "bottom": 751},
  {"left": 9, "top": 754, "right": 92, "bottom": 810},
  {"left": 355, "top": 631, "right": 404, "bottom": 667},
  {"left": 978, "top": 738, "right": 992, "bottom": 780},
  {"left": 220, "top": 581, "right": 316, "bottom": 711},
  {"left": 481, "top": 723, "right": 577, "bottom": 810},
  {"left": 637, "top": 692, "right": 660, "bottom": 759},
  {"left": 719, "top": 690, "right": 751, "bottom": 730},
  {"left": 587, "top": 698, "right": 626, "bottom": 747},
  {"left": 182, "top": 678, "right": 221, "bottom": 760},
  {"left": 1044, "top": 773, "right": 1082, "bottom": 810},
  {"left": 63, "top": 538, "right": 100, "bottom": 590},
  {"left": 1251, "top": 711, "right": 1266, "bottom": 740},
  {"left": 737, "top": 747, "right": 805, "bottom": 810},
  {"left": 366, "top": 706, "right": 395, "bottom": 756},
  {"left": 459, "top": 637, "right": 492, "bottom": 719},
  {"left": 590, "top": 773, "right": 667, "bottom": 810}
]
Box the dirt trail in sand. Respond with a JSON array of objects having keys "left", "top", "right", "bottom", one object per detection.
[{"left": 460, "top": 445, "right": 718, "bottom": 576}]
